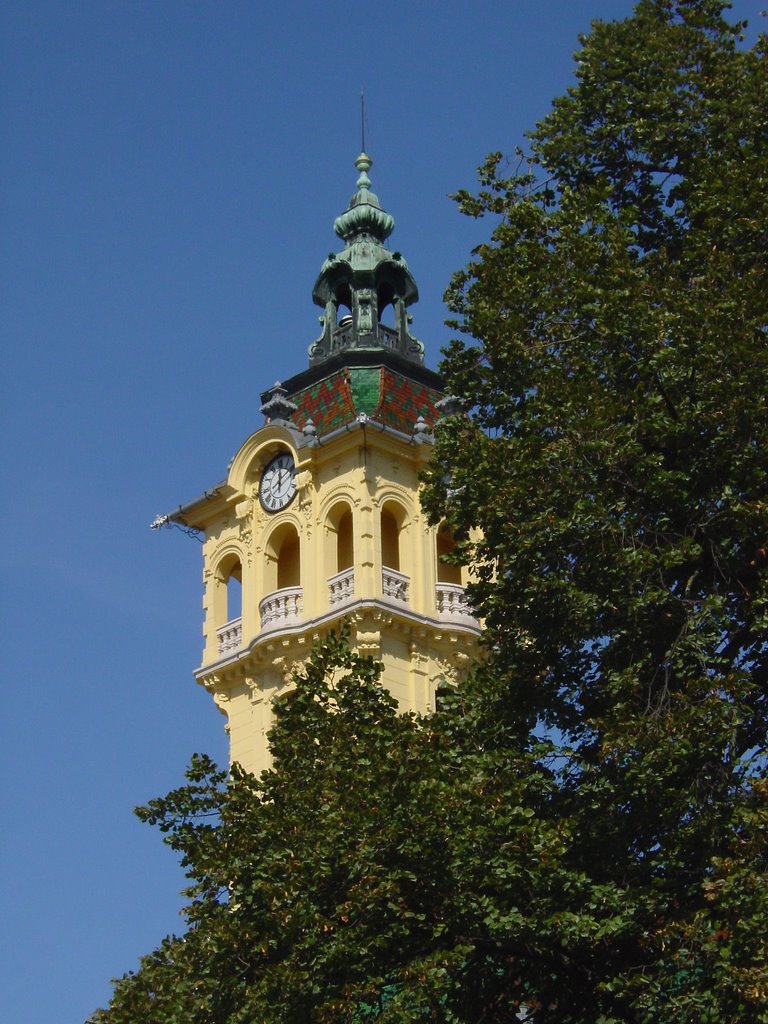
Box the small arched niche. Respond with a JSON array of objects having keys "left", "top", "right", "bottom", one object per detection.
[{"left": 436, "top": 524, "right": 463, "bottom": 585}]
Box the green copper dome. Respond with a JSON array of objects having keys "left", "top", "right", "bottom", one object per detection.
[
  {"left": 333, "top": 152, "right": 395, "bottom": 243},
  {"left": 308, "top": 152, "right": 423, "bottom": 369}
]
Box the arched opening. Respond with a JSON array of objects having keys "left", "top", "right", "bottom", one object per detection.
[
  {"left": 335, "top": 282, "right": 352, "bottom": 312},
  {"left": 436, "top": 525, "right": 462, "bottom": 585},
  {"left": 377, "top": 282, "right": 397, "bottom": 329},
  {"left": 279, "top": 532, "right": 300, "bottom": 587},
  {"left": 380, "top": 500, "right": 409, "bottom": 603},
  {"left": 227, "top": 573, "right": 242, "bottom": 619},
  {"left": 261, "top": 523, "right": 303, "bottom": 629},
  {"left": 434, "top": 524, "right": 474, "bottom": 620},
  {"left": 264, "top": 523, "right": 301, "bottom": 592},
  {"left": 214, "top": 554, "right": 243, "bottom": 655},
  {"left": 215, "top": 554, "right": 242, "bottom": 624},
  {"left": 336, "top": 508, "right": 354, "bottom": 571},
  {"left": 381, "top": 505, "right": 401, "bottom": 571},
  {"left": 326, "top": 502, "right": 355, "bottom": 606}
]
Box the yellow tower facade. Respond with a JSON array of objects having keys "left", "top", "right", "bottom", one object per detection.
[{"left": 159, "top": 154, "right": 480, "bottom": 774}]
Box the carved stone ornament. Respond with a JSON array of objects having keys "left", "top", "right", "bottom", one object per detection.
[
  {"left": 235, "top": 499, "right": 253, "bottom": 521},
  {"left": 432, "top": 656, "right": 458, "bottom": 685},
  {"left": 260, "top": 381, "right": 298, "bottom": 424},
  {"left": 240, "top": 529, "right": 253, "bottom": 568},
  {"left": 409, "top": 642, "right": 428, "bottom": 665}
]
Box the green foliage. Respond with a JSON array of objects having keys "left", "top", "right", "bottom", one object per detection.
[
  {"left": 91, "top": 3, "right": 767, "bottom": 1022},
  {"left": 423, "top": 0, "right": 768, "bottom": 1018}
]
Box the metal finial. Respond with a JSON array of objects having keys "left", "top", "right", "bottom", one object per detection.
[{"left": 355, "top": 150, "right": 372, "bottom": 190}]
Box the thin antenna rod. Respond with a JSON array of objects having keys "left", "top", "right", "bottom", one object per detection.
[{"left": 360, "top": 89, "right": 365, "bottom": 152}]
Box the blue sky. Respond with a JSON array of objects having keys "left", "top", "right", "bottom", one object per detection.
[{"left": 1, "top": 2, "right": 763, "bottom": 1021}]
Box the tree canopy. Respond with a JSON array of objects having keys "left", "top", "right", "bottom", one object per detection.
[{"left": 91, "top": 2, "right": 768, "bottom": 1022}]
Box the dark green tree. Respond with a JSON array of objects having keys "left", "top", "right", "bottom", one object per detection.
[
  {"left": 91, "top": 3, "right": 767, "bottom": 1022},
  {"left": 422, "top": 0, "right": 768, "bottom": 1018}
]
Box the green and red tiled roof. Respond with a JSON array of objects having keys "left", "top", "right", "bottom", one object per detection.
[{"left": 288, "top": 366, "right": 443, "bottom": 436}]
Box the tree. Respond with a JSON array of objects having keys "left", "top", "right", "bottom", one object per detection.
[
  {"left": 91, "top": 3, "right": 768, "bottom": 1022},
  {"left": 422, "top": 0, "right": 768, "bottom": 1017}
]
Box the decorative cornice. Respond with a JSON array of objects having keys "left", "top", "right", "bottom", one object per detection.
[{"left": 194, "top": 596, "right": 482, "bottom": 684}]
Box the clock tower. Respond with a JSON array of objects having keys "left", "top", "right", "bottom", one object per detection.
[{"left": 158, "top": 153, "right": 481, "bottom": 775}]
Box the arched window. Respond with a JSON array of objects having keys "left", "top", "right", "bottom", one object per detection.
[
  {"left": 215, "top": 554, "right": 242, "bottom": 624},
  {"left": 380, "top": 501, "right": 409, "bottom": 603},
  {"left": 265, "top": 523, "right": 301, "bottom": 592},
  {"left": 337, "top": 508, "right": 353, "bottom": 570},
  {"left": 436, "top": 525, "right": 462, "bottom": 585},
  {"left": 214, "top": 554, "right": 243, "bottom": 655},
  {"left": 227, "top": 573, "right": 242, "bottom": 619},
  {"left": 326, "top": 502, "right": 355, "bottom": 606},
  {"left": 261, "top": 523, "right": 302, "bottom": 630},
  {"left": 381, "top": 504, "right": 401, "bottom": 571}
]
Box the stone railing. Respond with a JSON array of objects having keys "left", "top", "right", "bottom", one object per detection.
[
  {"left": 216, "top": 616, "right": 242, "bottom": 656},
  {"left": 328, "top": 567, "right": 355, "bottom": 607},
  {"left": 435, "top": 583, "right": 478, "bottom": 622},
  {"left": 259, "top": 587, "right": 303, "bottom": 631},
  {"left": 382, "top": 566, "right": 409, "bottom": 603},
  {"left": 377, "top": 323, "right": 399, "bottom": 350}
]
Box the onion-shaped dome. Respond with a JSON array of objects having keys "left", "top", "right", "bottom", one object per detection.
[{"left": 333, "top": 152, "right": 395, "bottom": 243}]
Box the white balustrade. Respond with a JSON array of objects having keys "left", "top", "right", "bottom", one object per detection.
[
  {"left": 435, "top": 583, "right": 477, "bottom": 621},
  {"left": 328, "top": 567, "right": 355, "bottom": 606},
  {"left": 216, "top": 616, "right": 242, "bottom": 655},
  {"left": 382, "top": 566, "right": 410, "bottom": 603},
  {"left": 259, "top": 586, "right": 303, "bottom": 630}
]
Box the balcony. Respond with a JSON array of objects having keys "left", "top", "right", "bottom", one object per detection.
[
  {"left": 216, "top": 617, "right": 242, "bottom": 656},
  {"left": 435, "top": 583, "right": 478, "bottom": 623},
  {"left": 382, "top": 567, "right": 409, "bottom": 603},
  {"left": 328, "top": 567, "right": 354, "bottom": 607},
  {"left": 259, "top": 586, "right": 303, "bottom": 631}
]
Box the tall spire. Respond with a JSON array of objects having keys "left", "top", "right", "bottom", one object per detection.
[{"left": 308, "top": 153, "right": 423, "bottom": 368}]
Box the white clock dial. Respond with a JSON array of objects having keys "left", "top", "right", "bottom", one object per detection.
[{"left": 259, "top": 452, "right": 297, "bottom": 512}]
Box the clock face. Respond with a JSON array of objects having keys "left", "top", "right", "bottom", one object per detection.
[{"left": 259, "top": 452, "right": 297, "bottom": 513}]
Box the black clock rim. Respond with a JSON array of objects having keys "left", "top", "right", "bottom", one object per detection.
[{"left": 258, "top": 453, "right": 298, "bottom": 514}]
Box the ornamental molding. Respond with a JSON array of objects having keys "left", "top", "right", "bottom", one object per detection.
[
  {"left": 431, "top": 648, "right": 472, "bottom": 686},
  {"left": 241, "top": 530, "right": 253, "bottom": 568},
  {"left": 195, "top": 597, "right": 481, "bottom": 682},
  {"left": 299, "top": 494, "right": 313, "bottom": 542},
  {"left": 235, "top": 498, "right": 253, "bottom": 522},
  {"left": 249, "top": 491, "right": 269, "bottom": 527},
  {"left": 294, "top": 469, "right": 312, "bottom": 493},
  {"left": 318, "top": 484, "right": 358, "bottom": 520},
  {"left": 260, "top": 509, "right": 305, "bottom": 546},
  {"left": 409, "top": 642, "right": 429, "bottom": 665},
  {"left": 372, "top": 480, "right": 413, "bottom": 509},
  {"left": 431, "top": 661, "right": 458, "bottom": 685},
  {"left": 210, "top": 538, "right": 246, "bottom": 573},
  {"left": 355, "top": 628, "right": 381, "bottom": 655},
  {"left": 271, "top": 654, "right": 303, "bottom": 689}
]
